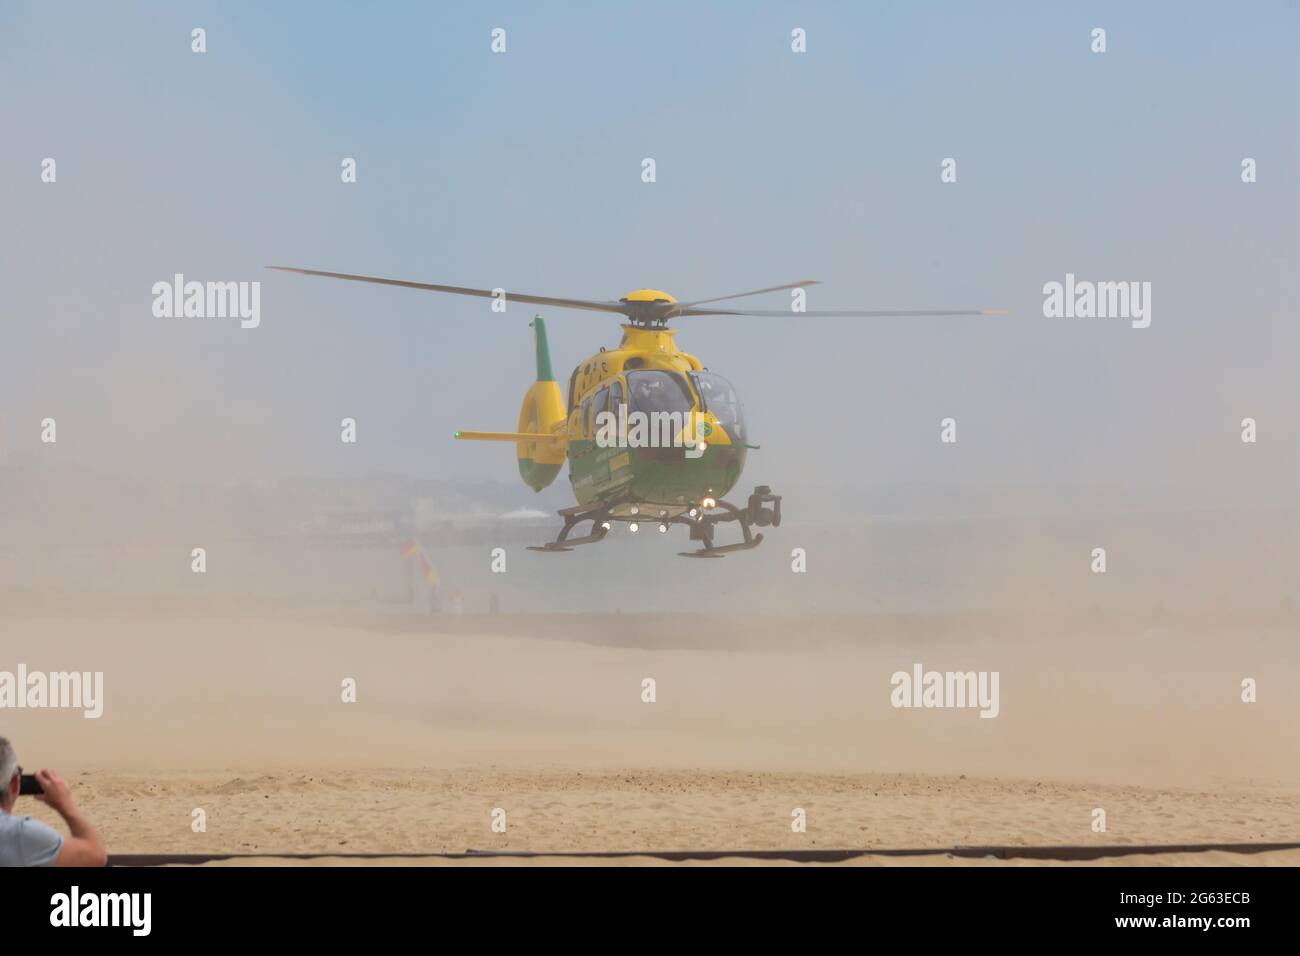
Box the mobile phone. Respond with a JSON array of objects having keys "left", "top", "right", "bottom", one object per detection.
[{"left": 19, "top": 774, "right": 44, "bottom": 796}]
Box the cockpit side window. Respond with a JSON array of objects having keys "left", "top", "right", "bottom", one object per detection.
[
  {"left": 690, "top": 371, "right": 745, "bottom": 442},
  {"left": 591, "top": 385, "right": 609, "bottom": 435}
]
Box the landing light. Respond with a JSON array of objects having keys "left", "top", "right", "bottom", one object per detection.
[
  {"left": 629, "top": 522, "right": 639, "bottom": 533},
  {"left": 601, "top": 522, "right": 611, "bottom": 531},
  {"left": 658, "top": 523, "right": 668, "bottom": 534},
  {"left": 702, "top": 497, "right": 717, "bottom": 509}
]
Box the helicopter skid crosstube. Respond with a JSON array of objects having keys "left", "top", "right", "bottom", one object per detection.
[{"left": 527, "top": 486, "right": 781, "bottom": 558}]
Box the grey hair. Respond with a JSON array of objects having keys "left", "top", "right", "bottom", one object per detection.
[{"left": 0, "top": 737, "right": 17, "bottom": 792}]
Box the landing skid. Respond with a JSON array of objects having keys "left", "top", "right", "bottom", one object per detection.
[
  {"left": 677, "top": 535, "right": 763, "bottom": 558},
  {"left": 525, "top": 503, "right": 610, "bottom": 552},
  {"left": 527, "top": 486, "right": 782, "bottom": 558},
  {"left": 675, "top": 497, "right": 764, "bottom": 558}
]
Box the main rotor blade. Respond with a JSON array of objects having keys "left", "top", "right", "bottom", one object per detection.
[
  {"left": 266, "top": 267, "right": 632, "bottom": 316},
  {"left": 676, "top": 307, "right": 1012, "bottom": 318},
  {"left": 676, "top": 280, "right": 821, "bottom": 309}
]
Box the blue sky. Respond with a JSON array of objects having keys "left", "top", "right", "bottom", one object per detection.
[{"left": 2, "top": 1, "right": 1298, "bottom": 505}]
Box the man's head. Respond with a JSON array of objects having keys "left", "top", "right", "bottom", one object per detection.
[{"left": 0, "top": 737, "right": 19, "bottom": 813}]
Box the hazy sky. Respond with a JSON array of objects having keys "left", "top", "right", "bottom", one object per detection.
[{"left": 3, "top": 1, "right": 1298, "bottom": 505}]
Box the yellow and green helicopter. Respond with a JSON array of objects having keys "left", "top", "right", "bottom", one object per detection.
[{"left": 270, "top": 267, "right": 1003, "bottom": 556}]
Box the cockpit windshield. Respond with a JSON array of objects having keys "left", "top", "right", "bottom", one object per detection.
[
  {"left": 690, "top": 371, "right": 745, "bottom": 442},
  {"left": 625, "top": 370, "right": 696, "bottom": 417}
]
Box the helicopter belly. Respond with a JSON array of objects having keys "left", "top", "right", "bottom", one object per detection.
[{"left": 569, "top": 442, "right": 745, "bottom": 509}]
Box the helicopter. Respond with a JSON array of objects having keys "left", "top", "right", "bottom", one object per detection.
[{"left": 269, "top": 267, "right": 1005, "bottom": 556}]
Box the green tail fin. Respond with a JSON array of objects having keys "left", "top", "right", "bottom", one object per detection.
[{"left": 531, "top": 316, "right": 554, "bottom": 382}]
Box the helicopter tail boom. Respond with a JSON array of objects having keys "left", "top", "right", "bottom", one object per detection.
[{"left": 454, "top": 431, "right": 562, "bottom": 443}]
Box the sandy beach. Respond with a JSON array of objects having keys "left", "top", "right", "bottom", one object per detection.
[
  {"left": 36, "top": 767, "right": 1300, "bottom": 864},
  {"left": 5, "top": 599, "right": 1297, "bottom": 865}
]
